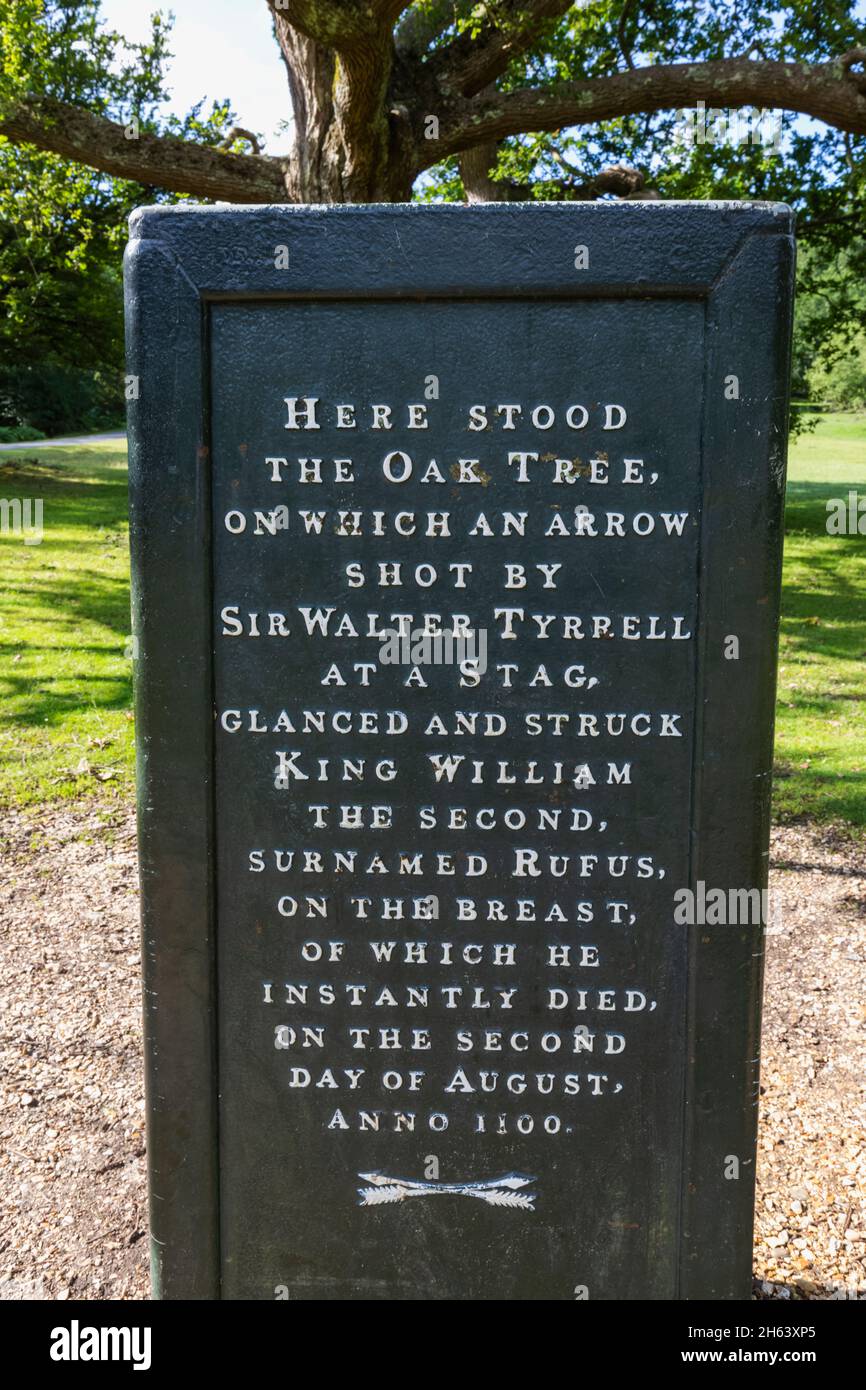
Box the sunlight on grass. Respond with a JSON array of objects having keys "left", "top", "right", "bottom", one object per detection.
[
  {"left": 0, "top": 442, "right": 133, "bottom": 808},
  {"left": 777, "top": 412, "right": 866, "bottom": 828}
]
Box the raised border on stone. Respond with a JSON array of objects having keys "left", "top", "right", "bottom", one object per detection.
[{"left": 124, "top": 201, "right": 795, "bottom": 1301}]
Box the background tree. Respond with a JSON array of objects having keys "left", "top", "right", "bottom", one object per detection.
[
  {"left": 2, "top": 1, "right": 864, "bottom": 202},
  {"left": 1, "top": 1, "right": 864, "bottom": 429},
  {"left": 0, "top": 1, "right": 241, "bottom": 432}
]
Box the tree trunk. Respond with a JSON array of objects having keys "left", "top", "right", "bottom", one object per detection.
[
  {"left": 458, "top": 144, "right": 506, "bottom": 203},
  {"left": 272, "top": 11, "right": 415, "bottom": 203}
]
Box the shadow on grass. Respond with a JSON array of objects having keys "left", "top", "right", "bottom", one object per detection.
[
  {"left": 0, "top": 459, "right": 133, "bottom": 732},
  {"left": 781, "top": 486, "right": 865, "bottom": 661},
  {"left": 774, "top": 480, "right": 866, "bottom": 827},
  {"left": 9, "top": 570, "right": 132, "bottom": 635},
  {"left": 0, "top": 671, "right": 132, "bottom": 729}
]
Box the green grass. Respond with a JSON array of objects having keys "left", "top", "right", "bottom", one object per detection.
[
  {"left": 0, "top": 414, "right": 864, "bottom": 829},
  {"left": 0, "top": 441, "right": 134, "bottom": 809},
  {"left": 775, "top": 411, "right": 866, "bottom": 829}
]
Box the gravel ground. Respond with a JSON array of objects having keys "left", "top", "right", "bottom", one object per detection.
[
  {"left": 0, "top": 804, "right": 863, "bottom": 1301},
  {"left": 0, "top": 804, "right": 146, "bottom": 1301},
  {"left": 754, "top": 825, "right": 866, "bottom": 1300}
]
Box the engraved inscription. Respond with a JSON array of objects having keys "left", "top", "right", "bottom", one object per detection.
[{"left": 211, "top": 298, "right": 703, "bottom": 1286}]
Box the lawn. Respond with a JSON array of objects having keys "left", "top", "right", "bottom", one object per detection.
[
  {"left": 0, "top": 441, "right": 133, "bottom": 811},
  {"left": 0, "top": 415, "right": 864, "bottom": 827},
  {"left": 776, "top": 412, "right": 866, "bottom": 828}
]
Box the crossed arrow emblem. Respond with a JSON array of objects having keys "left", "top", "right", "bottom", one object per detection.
[{"left": 357, "top": 1171, "right": 537, "bottom": 1210}]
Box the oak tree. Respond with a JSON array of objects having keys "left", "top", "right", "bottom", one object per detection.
[{"left": 1, "top": 1, "right": 864, "bottom": 207}]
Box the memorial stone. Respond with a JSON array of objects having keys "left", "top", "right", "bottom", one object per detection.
[{"left": 125, "top": 202, "right": 795, "bottom": 1300}]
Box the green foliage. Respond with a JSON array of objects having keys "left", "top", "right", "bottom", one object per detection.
[
  {"left": 0, "top": 423, "right": 45, "bottom": 442},
  {"left": 0, "top": 138, "right": 130, "bottom": 432},
  {"left": 0, "top": 2, "right": 243, "bottom": 434},
  {"left": 416, "top": 2, "right": 865, "bottom": 408},
  {"left": 793, "top": 240, "right": 866, "bottom": 408},
  {"left": 419, "top": 0, "right": 865, "bottom": 254},
  {"left": 0, "top": 128, "right": 131, "bottom": 427},
  {"left": 1, "top": 0, "right": 242, "bottom": 141},
  {"left": 807, "top": 336, "right": 866, "bottom": 408},
  {"left": 2, "top": 2, "right": 865, "bottom": 424},
  {"left": 0, "top": 0, "right": 170, "bottom": 119}
]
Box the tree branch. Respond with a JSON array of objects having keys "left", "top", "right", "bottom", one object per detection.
[
  {"left": 547, "top": 160, "right": 659, "bottom": 199},
  {"left": 373, "top": 0, "right": 417, "bottom": 25},
  {"left": 265, "top": 1, "right": 412, "bottom": 50},
  {"left": 220, "top": 126, "right": 263, "bottom": 154},
  {"left": 617, "top": 0, "right": 639, "bottom": 72},
  {"left": 264, "top": 1, "right": 372, "bottom": 50},
  {"left": 841, "top": 47, "right": 866, "bottom": 93},
  {"left": 396, "top": 2, "right": 472, "bottom": 58},
  {"left": 797, "top": 209, "right": 863, "bottom": 237},
  {"left": 0, "top": 95, "right": 289, "bottom": 202},
  {"left": 432, "top": 1, "right": 577, "bottom": 98},
  {"left": 461, "top": 151, "right": 659, "bottom": 202},
  {"left": 425, "top": 52, "right": 866, "bottom": 163}
]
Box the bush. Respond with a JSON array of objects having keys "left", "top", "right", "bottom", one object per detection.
[
  {"left": 0, "top": 423, "right": 46, "bottom": 443},
  {"left": 807, "top": 335, "right": 866, "bottom": 410},
  {"left": 0, "top": 363, "right": 125, "bottom": 437}
]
